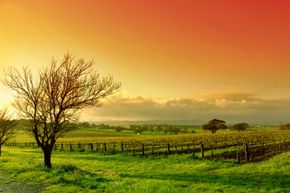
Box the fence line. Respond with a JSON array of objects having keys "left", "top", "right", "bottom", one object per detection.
[{"left": 5, "top": 140, "right": 290, "bottom": 163}]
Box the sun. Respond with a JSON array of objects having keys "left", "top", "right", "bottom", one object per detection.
[{"left": 0, "top": 85, "right": 15, "bottom": 108}]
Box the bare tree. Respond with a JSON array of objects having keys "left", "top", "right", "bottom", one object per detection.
[
  {"left": 3, "top": 54, "right": 121, "bottom": 168},
  {"left": 0, "top": 109, "right": 15, "bottom": 156},
  {"left": 202, "top": 119, "right": 227, "bottom": 134}
]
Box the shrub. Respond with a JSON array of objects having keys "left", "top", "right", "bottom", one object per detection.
[{"left": 232, "top": 123, "right": 249, "bottom": 132}]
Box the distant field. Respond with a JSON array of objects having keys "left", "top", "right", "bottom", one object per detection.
[
  {"left": 12, "top": 125, "right": 279, "bottom": 143},
  {"left": 13, "top": 126, "right": 200, "bottom": 143}
]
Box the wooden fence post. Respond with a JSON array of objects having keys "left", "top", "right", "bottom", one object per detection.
[
  {"left": 78, "top": 143, "right": 81, "bottom": 149},
  {"left": 201, "top": 143, "right": 204, "bottom": 158},
  {"left": 192, "top": 141, "right": 195, "bottom": 156},
  {"left": 236, "top": 150, "right": 240, "bottom": 163},
  {"left": 121, "top": 143, "right": 124, "bottom": 152},
  {"left": 192, "top": 143, "right": 195, "bottom": 156},
  {"left": 245, "top": 144, "right": 249, "bottom": 162},
  {"left": 69, "top": 144, "right": 73, "bottom": 151},
  {"left": 90, "top": 143, "right": 93, "bottom": 151},
  {"left": 225, "top": 144, "right": 228, "bottom": 160},
  {"left": 167, "top": 144, "right": 171, "bottom": 155},
  {"left": 142, "top": 144, "right": 145, "bottom": 156},
  {"left": 104, "top": 143, "right": 107, "bottom": 152},
  {"left": 113, "top": 143, "right": 116, "bottom": 152}
]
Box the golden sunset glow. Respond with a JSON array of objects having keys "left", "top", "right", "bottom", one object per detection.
[{"left": 1, "top": 0, "right": 290, "bottom": 123}]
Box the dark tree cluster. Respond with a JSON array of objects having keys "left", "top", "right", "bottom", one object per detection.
[
  {"left": 202, "top": 119, "right": 250, "bottom": 133},
  {"left": 129, "top": 124, "right": 195, "bottom": 134},
  {"left": 232, "top": 123, "right": 249, "bottom": 132},
  {"left": 280, "top": 123, "right": 290, "bottom": 130},
  {"left": 130, "top": 125, "right": 147, "bottom": 134},
  {"left": 202, "top": 119, "right": 227, "bottom": 134}
]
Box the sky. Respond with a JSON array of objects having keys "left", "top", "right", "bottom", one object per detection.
[{"left": 1, "top": 0, "right": 290, "bottom": 124}]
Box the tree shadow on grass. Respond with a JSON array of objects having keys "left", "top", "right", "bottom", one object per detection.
[
  {"left": 120, "top": 170, "right": 290, "bottom": 191},
  {"left": 45, "top": 164, "right": 112, "bottom": 190}
]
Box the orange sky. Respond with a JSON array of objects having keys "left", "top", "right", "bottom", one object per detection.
[{"left": 1, "top": 0, "right": 290, "bottom": 122}]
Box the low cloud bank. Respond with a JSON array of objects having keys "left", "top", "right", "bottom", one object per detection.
[{"left": 82, "top": 92, "right": 290, "bottom": 124}]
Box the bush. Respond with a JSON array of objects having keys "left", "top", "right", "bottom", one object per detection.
[
  {"left": 114, "top": 126, "right": 125, "bottom": 132},
  {"left": 232, "top": 123, "right": 249, "bottom": 132}
]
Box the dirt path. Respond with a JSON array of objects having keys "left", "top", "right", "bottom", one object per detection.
[{"left": 0, "top": 170, "right": 42, "bottom": 193}]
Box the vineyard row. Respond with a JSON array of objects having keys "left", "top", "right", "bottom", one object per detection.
[{"left": 6, "top": 138, "right": 290, "bottom": 163}]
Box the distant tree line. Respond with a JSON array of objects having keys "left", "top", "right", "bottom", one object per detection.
[
  {"left": 280, "top": 123, "right": 290, "bottom": 130},
  {"left": 60, "top": 120, "right": 252, "bottom": 134},
  {"left": 202, "top": 119, "right": 250, "bottom": 133},
  {"left": 82, "top": 123, "right": 197, "bottom": 135}
]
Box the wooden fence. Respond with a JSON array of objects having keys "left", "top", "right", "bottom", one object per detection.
[{"left": 5, "top": 140, "right": 290, "bottom": 163}]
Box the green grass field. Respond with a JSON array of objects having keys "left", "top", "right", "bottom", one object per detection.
[
  {"left": 0, "top": 146, "right": 290, "bottom": 193},
  {"left": 2, "top": 125, "right": 287, "bottom": 192}
]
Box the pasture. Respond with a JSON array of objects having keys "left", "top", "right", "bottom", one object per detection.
[
  {"left": 1, "top": 146, "right": 290, "bottom": 193},
  {"left": 1, "top": 125, "right": 290, "bottom": 192}
]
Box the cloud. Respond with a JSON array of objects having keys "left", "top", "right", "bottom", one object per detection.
[{"left": 81, "top": 92, "right": 290, "bottom": 124}]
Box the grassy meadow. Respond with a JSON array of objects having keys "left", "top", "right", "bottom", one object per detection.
[
  {"left": 1, "top": 124, "right": 289, "bottom": 193},
  {"left": 0, "top": 124, "right": 290, "bottom": 193},
  {"left": 0, "top": 145, "right": 290, "bottom": 193}
]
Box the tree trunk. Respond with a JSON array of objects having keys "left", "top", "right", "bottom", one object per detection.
[
  {"left": 0, "top": 144, "right": 2, "bottom": 156},
  {"left": 43, "top": 148, "right": 52, "bottom": 168}
]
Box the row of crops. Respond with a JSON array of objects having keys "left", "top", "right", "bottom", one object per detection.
[{"left": 6, "top": 130, "right": 290, "bottom": 163}]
